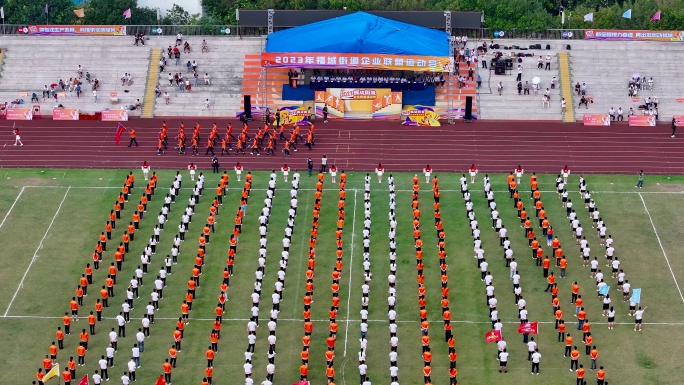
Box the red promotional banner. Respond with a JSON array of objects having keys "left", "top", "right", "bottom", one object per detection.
[
  {"left": 628, "top": 115, "right": 657, "bottom": 127},
  {"left": 517, "top": 322, "right": 539, "bottom": 334},
  {"left": 674, "top": 115, "right": 684, "bottom": 125},
  {"left": 485, "top": 330, "right": 502, "bottom": 343},
  {"left": 583, "top": 114, "right": 610, "bottom": 126},
  {"left": 21, "top": 25, "right": 126, "bottom": 36},
  {"left": 261, "top": 52, "right": 451, "bottom": 72},
  {"left": 101, "top": 109, "right": 129, "bottom": 122},
  {"left": 584, "top": 29, "right": 684, "bottom": 41},
  {"left": 52, "top": 108, "right": 80, "bottom": 120},
  {"left": 5, "top": 108, "right": 33, "bottom": 120}
]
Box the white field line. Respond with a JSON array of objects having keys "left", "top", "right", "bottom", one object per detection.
[
  {"left": 14, "top": 185, "right": 684, "bottom": 194},
  {"left": 638, "top": 193, "right": 684, "bottom": 305},
  {"left": 3, "top": 186, "right": 71, "bottom": 317},
  {"left": 0, "top": 186, "right": 25, "bottom": 229},
  {"left": 2, "top": 314, "right": 682, "bottom": 326},
  {"left": 343, "top": 189, "right": 358, "bottom": 358}
]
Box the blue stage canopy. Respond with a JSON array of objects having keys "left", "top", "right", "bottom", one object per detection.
[{"left": 265, "top": 11, "right": 449, "bottom": 57}]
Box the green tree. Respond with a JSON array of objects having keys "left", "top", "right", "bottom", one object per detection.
[
  {"left": 2, "top": 0, "right": 78, "bottom": 24},
  {"left": 83, "top": 0, "right": 156, "bottom": 25},
  {"left": 163, "top": 4, "right": 191, "bottom": 25}
]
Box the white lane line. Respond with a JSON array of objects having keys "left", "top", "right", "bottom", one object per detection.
[
  {"left": 343, "top": 189, "right": 358, "bottom": 358},
  {"left": 2, "top": 314, "right": 682, "bottom": 326},
  {"left": 3, "top": 186, "right": 71, "bottom": 317},
  {"left": 639, "top": 192, "right": 684, "bottom": 305},
  {"left": 0, "top": 186, "right": 25, "bottom": 229}
]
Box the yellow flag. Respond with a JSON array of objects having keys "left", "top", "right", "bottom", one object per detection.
[
  {"left": 43, "top": 363, "right": 60, "bottom": 382},
  {"left": 73, "top": 8, "right": 85, "bottom": 18}
]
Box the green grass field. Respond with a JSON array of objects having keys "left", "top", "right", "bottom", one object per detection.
[{"left": 1, "top": 169, "right": 683, "bottom": 385}]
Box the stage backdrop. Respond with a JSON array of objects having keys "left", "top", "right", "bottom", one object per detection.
[
  {"left": 314, "top": 88, "right": 402, "bottom": 120},
  {"left": 402, "top": 105, "right": 440, "bottom": 126}
]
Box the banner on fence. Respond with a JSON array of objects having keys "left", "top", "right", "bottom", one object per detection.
[
  {"left": 628, "top": 115, "right": 657, "bottom": 126},
  {"left": 673, "top": 115, "right": 684, "bottom": 125},
  {"left": 401, "top": 105, "right": 441, "bottom": 126},
  {"left": 584, "top": 29, "right": 684, "bottom": 42},
  {"left": 101, "top": 109, "right": 129, "bottom": 122},
  {"left": 314, "top": 88, "right": 402, "bottom": 120},
  {"left": 20, "top": 25, "right": 126, "bottom": 36},
  {"left": 5, "top": 108, "right": 33, "bottom": 120},
  {"left": 52, "top": 108, "right": 79, "bottom": 120},
  {"left": 583, "top": 114, "right": 610, "bottom": 126}
]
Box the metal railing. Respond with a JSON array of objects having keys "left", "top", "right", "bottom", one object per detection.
[{"left": 0, "top": 24, "right": 590, "bottom": 40}]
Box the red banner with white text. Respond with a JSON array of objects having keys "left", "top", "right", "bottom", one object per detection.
[{"left": 262, "top": 52, "right": 451, "bottom": 72}]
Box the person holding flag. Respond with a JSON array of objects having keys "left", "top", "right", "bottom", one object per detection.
[
  {"left": 128, "top": 127, "right": 138, "bottom": 147},
  {"left": 42, "top": 363, "right": 59, "bottom": 383},
  {"left": 115, "top": 123, "right": 126, "bottom": 146}
]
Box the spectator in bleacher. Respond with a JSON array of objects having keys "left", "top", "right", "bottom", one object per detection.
[
  {"left": 480, "top": 52, "right": 487, "bottom": 68},
  {"left": 183, "top": 41, "right": 191, "bottom": 53},
  {"left": 551, "top": 77, "right": 557, "bottom": 89},
  {"left": 476, "top": 74, "right": 482, "bottom": 88},
  {"left": 561, "top": 98, "right": 567, "bottom": 114},
  {"left": 538, "top": 56, "right": 544, "bottom": 69},
  {"left": 617, "top": 108, "right": 624, "bottom": 121},
  {"left": 192, "top": 60, "right": 198, "bottom": 73},
  {"left": 174, "top": 48, "right": 181, "bottom": 66},
  {"left": 629, "top": 107, "right": 635, "bottom": 116},
  {"left": 497, "top": 81, "right": 503, "bottom": 96},
  {"left": 43, "top": 85, "right": 49, "bottom": 99},
  {"left": 517, "top": 82, "right": 523, "bottom": 95},
  {"left": 202, "top": 40, "right": 209, "bottom": 53},
  {"left": 204, "top": 73, "right": 211, "bottom": 85},
  {"left": 164, "top": 92, "right": 170, "bottom": 105},
  {"left": 545, "top": 55, "right": 551, "bottom": 70},
  {"left": 672, "top": 117, "right": 677, "bottom": 138},
  {"left": 159, "top": 58, "right": 165, "bottom": 72},
  {"left": 516, "top": 65, "right": 523, "bottom": 82},
  {"left": 176, "top": 33, "right": 183, "bottom": 46},
  {"left": 581, "top": 83, "right": 587, "bottom": 95},
  {"left": 579, "top": 96, "right": 589, "bottom": 109},
  {"left": 93, "top": 90, "right": 97, "bottom": 103},
  {"left": 467, "top": 68, "right": 474, "bottom": 81},
  {"left": 648, "top": 77, "right": 654, "bottom": 90},
  {"left": 542, "top": 94, "right": 550, "bottom": 108},
  {"left": 574, "top": 82, "right": 581, "bottom": 95},
  {"left": 608, "top": 107, "right": 616, "bottom": 121},
  {"left": 523, "top": 81, "right": 530, "bottom": 95}
]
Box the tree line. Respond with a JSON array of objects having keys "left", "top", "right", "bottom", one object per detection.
[{"left": 1, "top": 0, "right": 684, "bottom": 32}]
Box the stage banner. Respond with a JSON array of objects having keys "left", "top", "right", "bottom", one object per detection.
[
  {"left": 401, "top": 105, "right": 441, "bottom": 126},
  {"left": 21, "top": 25, "right": 126, "bottom": 36},
  {"left": 262, "top": 52, "right": 451, "bottom": 72},
  {"left": 276, "top": 106, "right": 313, "bottom": 126},
  {"left": 5, "top": 108, "right": 33, "bottom": 120},
  {"left": 674, "top": 115, "right": 684, "bottom": 125},
  {"left": 628, "top": 115, "right": 657, "bottom": 126},
  {"left": 101, "top": 109, "right": 129, "bottom": 122},
  {"left": 52, "top": 108, "right": 79, "bottom": 120},
  {"left": 584, "top": 29, "right": 684, "bottom": 42},
  {"left": 583, "top": 114, "right": 610, "bottom": 126},
  {"left": 315, "top": 88, "right": 401, "bottom": 119}
]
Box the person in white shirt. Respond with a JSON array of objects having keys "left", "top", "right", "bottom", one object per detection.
[
  {"left": 634, "top": 306, "right": 647, "bottom": 331},
  {"left": 121, "top": 373, "right": 131, "bottom": 385},
  {"left": 527, "top": 337, "right": 537, "bottom": 361},
  {"left": 531, "top": 350, "right": 542, "bottom": 374},
  {"left": 92, "top": 371, "right": 102, "bottom": 385},
  {"left": 499, "top": 349, "right": 509, "bottom": 372},
  {"left": 98, "top": 356, "right": 109, "bottom": 380}
]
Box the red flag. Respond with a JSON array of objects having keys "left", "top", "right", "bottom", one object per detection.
[
  {"left": 115, "top": 123, "right": 126, "bottom": 145},
  {"left": 155, "top": 374, "right": 166, "bottom": 385},
  {"left": 485, "top": 329, "right": 502, "bottom": 343},
  {"left": 518, "top": 322, "right": 539, "bottom": 334},
  {"left": 77, "top": 374, "right": 89, "bottom": 385}
]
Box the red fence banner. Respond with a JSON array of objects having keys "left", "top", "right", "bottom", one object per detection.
[
  {"left": 5, "top": 108, "right": 33, "bottom": 120},
  {"left": 628, "top": 115, "right": 657, "bottom": 127},
  {"left": 674, "top": 115, "right": 684, "bottom": 125},
  {"left": 52, "top": 108, "right": 80, "bottom": 120},
  {"left": 21, "top": 25, "right": 126, "bottom": 36},
  {"left": 261, "top": 52, "right": 451, "bottom": 72},
  {"left": 584, "top": 29, "right": 684, "bottom": 41},
  {"left": 583, "top": 114, "right": 610, "bottom": 126},
  {"left": 101, "top": 109, "right": 129, "bottom": 122}
]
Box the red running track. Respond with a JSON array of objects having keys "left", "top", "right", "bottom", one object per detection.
[{"left": 1, "top": 118, "right": 683, "bottom": 174}]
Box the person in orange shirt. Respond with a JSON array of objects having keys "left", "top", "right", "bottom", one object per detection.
[
  {"left": 204, "top": 366, "right": 213, "bottom": 385},
  {"left": 545, "top": 272, "right": 555, "bottom": 292},
  {"left": 49, "top": 342, "right": 58, "bottom": 361},
  {"left": 128, "top": 128, "right": 138, "bottom": 147},
  {"left": 542, "top": 256, "right": 551, "bottom": 277},
  {"left": 162, "top": 359, "right": 172, "bottom": 384},
  {"left": 62, "top": 368, "right": 72, "bottom": 385},
  {"left": 77, "top": 344, "right": 86, "bottom": 366},
  {"left": 299, "top": 363, "right": 308, "bottom": 381},
  {"left": 326, "top": 366, "right": 335, "bottom": 382},
  {"left": 597, "top": 366, "right": 606, "bottom": 385},
  {"left": 63, "top": 312, "right": 72, "bottom": 335},
  {"left": 56, "top": 327, "right": 65, "bottom": 349},
  {"left": 559, "top": 257, "right": 568, "bottom": 278}
]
